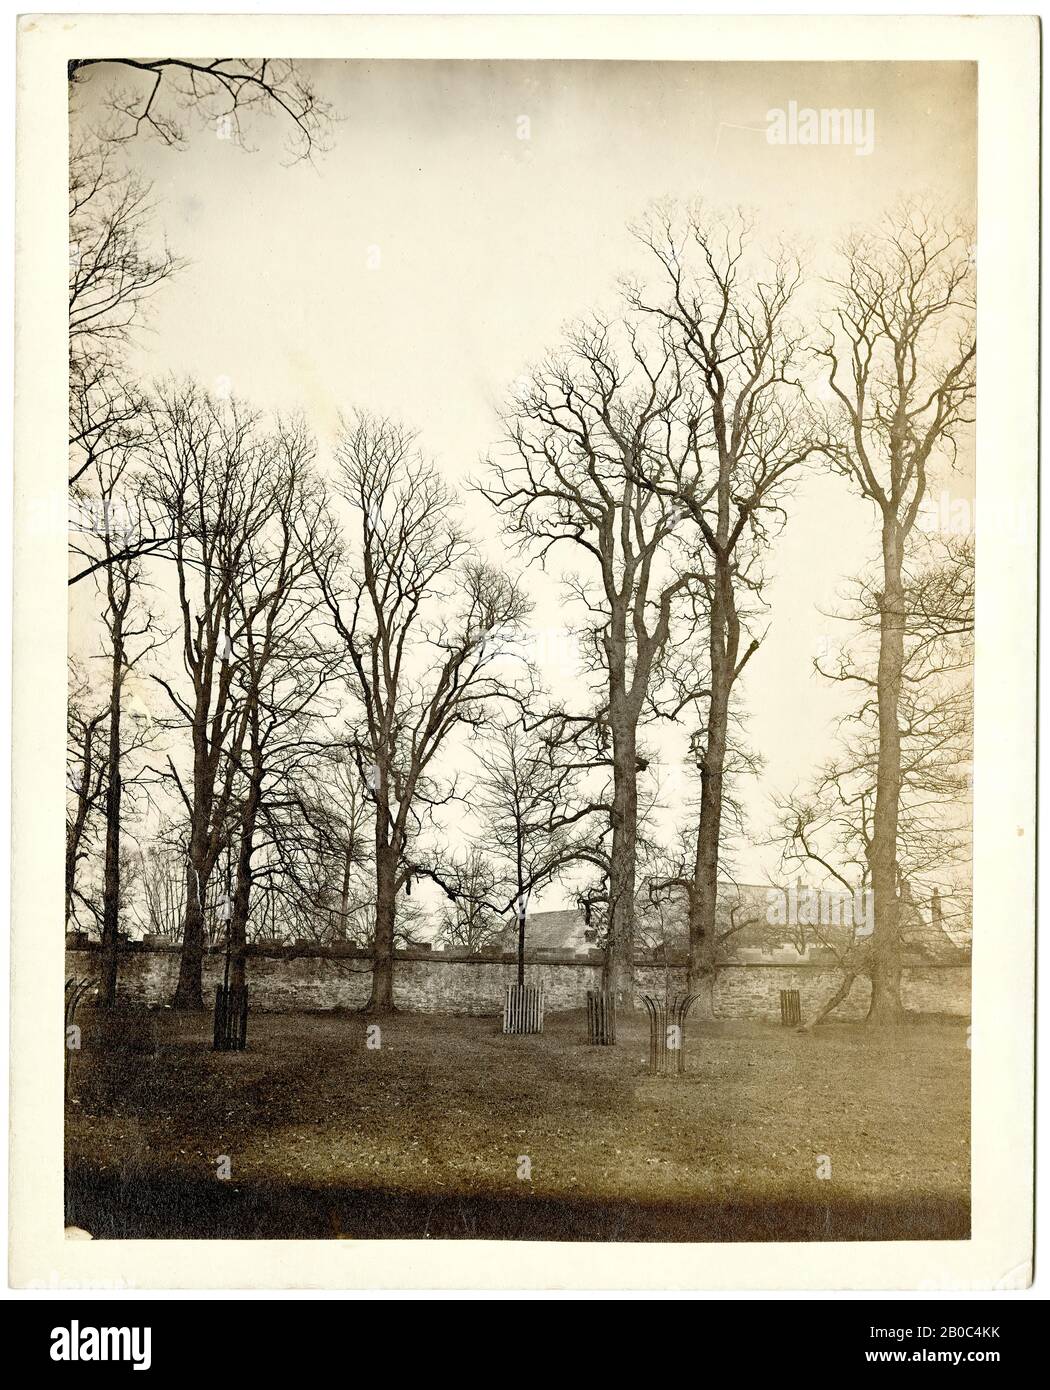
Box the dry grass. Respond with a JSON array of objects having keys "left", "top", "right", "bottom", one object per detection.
[{"left": 66, "top": 1006, "right": 969, "bottom": 1241}]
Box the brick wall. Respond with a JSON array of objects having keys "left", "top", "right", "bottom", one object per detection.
[{"left": 65, "top": 943, "right": 970, "bottom": 1020}]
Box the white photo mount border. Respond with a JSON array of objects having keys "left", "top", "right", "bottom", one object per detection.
[{"left": 11, "top": 11, "right": 1037, "bottom": 1292}]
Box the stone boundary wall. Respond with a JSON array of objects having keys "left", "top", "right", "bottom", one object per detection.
[{"left": 65, "top": 943, "right": 971, "bottom": 1021}]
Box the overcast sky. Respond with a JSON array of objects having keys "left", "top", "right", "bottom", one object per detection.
[{"left": 71, "top": 59, "right": 976, "bottom": 898}]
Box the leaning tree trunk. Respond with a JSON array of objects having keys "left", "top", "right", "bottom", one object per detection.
[
  {"left": 98, "top": 622, "right": 124, "bottom": 1008},
  {"left": 867, "top": 517, "right": 906, "bottom": 1024},
  {"left": 65, "top": 750, "right": 95, "bottom": 928},
  {"left": 806, "top": 970, "right": 860, "bottom": 1030},
  {"left": 604, "top": 716, "right": 638, "bottom": 1008}
]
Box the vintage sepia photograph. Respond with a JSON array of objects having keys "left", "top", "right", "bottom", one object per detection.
[{"left": 9, "top": 12, "right": 1037, "bottom": 1294}]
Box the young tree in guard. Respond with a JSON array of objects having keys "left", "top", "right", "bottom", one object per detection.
[{"left": 472, "top": 719, "right": 600, "bottom": 986}]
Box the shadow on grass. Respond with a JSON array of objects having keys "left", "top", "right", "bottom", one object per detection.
[{"left": 66, "top": 1162, "right": 969, "bottom": 1243}]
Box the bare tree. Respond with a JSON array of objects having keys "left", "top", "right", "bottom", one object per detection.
[
  {"left": 134, "top": 836, "right": 189, "bottom": 941},
  {"left": 479, "top": 318, "right": 701, "bottom": 1005},
  {"left": 256, "top": 748, "right": 373, "bottom": 945},
  {"left": 68, "top": 135, "right": 182, "bottom": 585},
  {"left": 142, "top": 383, "right": 277, "bottom": 1008},
  {"left": 224, "top": 425, "right": 340, "bottom": 990},
  {"left": 66, "top": 659, "right": 108, "bottom": 927},
  {"left": 95, "top": 485, "right": 164, "bottom": 1006},
  {"left": 645, "top": 738, "right": 762, "bottom": 1017},
  {"left": 776, "top": 533, "right": 975, "bottom": 1022},
  {"left": 470, "top": 719, "right": 600, "bottom": 984},
  {"left": 68, "top": 58, "right": 333, "bottom": 163},
  {"left": 310, "top": 412, "right": 529, "bottom": 1013},
  {"left": 815, "top": 203, "right": 975, "bottom": 1022},
  {"left": 435, "top": 847, "right": 504, "bottom": 955},
  {"left": 624, "top": 203, "right": 818, "bottom": 1006}
]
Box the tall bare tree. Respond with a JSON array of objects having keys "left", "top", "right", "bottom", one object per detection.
[
  {"left": 310, "top": 412, "right": 529, "bottom": 1013},
  {"left": 623, "top": 204, "right": 818, "bottom": 1004},
  {"left": 94, "top": 484, "right": 164, "bottom": 1006},
  {"left": 815, "top": 203, "right": 975, "bottom": 1022},
  {"left": 225, "top": 426, "right": 340, "bottom": 991},
  {"left": 480, "top": 318, "right": 701, "bottom": 1005},
  {"left": 142, "top": 383, "right": 277, "bottom": 1008}
]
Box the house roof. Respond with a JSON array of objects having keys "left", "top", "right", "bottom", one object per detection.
[
  {"left": 499, "top": 881, "right": 971, "bottom": 963},
  {"left": 498, "top": 908, "right": 594, "bottom": 953}
]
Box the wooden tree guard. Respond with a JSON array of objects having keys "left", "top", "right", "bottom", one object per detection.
[
  {"left": 779, "top": 988, "right": 802, "bottom": 1027},
  {"left": 503, "top": 983, "right": 544, "bottom": 1034},
  {"left": 643, "top": 994, "right": 699, "bottom": 1075},
  {"left": 587, "top": 988, "right": 616, "bottom": 1045},
  {"left": 213, "top": 984, "right": 249, "bottom": 1051}
]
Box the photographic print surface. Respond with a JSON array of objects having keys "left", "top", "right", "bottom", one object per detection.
[
  {"left": 61, "top": 53, "right": 979, "bottom": 1246},
  {"left": 10, "top": 15, "right": 1032, "bottom": 1291}
]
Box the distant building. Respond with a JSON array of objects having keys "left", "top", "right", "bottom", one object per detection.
[
  {"left": 499, "top": 880, "right": 971, "bottom": 964},
  {"left": 498, "top": 908, "right": 597, "bottom": 956}
]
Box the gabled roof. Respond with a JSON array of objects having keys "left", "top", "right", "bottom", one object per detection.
[{"left": 498, "top": 908, "right": 594, "bottom": 953}]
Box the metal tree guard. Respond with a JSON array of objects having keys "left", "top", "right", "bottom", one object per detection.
[
  {"left": 587, "top": 988, "right": 616, "bottom": 1045},
  {"left": 643, "top": 994, "right": 699, "bottom": 1076},
  {"left": 65, "top": 975, "right": 96, "bottom": 1086},
  {"left": 212, "top": 894, "right": 248, "bottom": 1052}
]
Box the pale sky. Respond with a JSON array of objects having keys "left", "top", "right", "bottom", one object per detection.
[{"left": 71, "top": 59, "right": 976, "bottom": 898}]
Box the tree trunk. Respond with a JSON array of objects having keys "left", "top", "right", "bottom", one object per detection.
[
  {"left": 172, "top": 854, "right": 207, "bottom": 1010},
  {"left": 604, "top": 716, "right": 638, "bottom": 1008},
  {"left": 229, "top": 774, "right": 260, "bottom": 994},
  {"left": 98, "top": 624, "right": 124, "bottom": 1007},
  {"left": 365, "top": 804, "right": 397, "bottom": 1013},
  {"left": 64, "top": 839, "right": 77, "bottom": 930},
  {"left": 803, "top": 970, "right": 859, "bottom": 1029},
  {"left": 66, "top": 726, "right": 98, "bottom": 927},
  {"left": 516, "top": 899, "right": 526, "bottom": 988},
  {"left": 338, "top": 832, "right": 353, "bottom": 941},
  {"left": 689, "top": 586, "right": 732, "bottom": 1015},
  {"left": 867, "top": 517, "right": 906, "bottom": 1024},
  {"left": 515, "top": 833, "right": 526, "bottom": 988},
  {"left": 688, "top": 962, "right": 717, "bottom": 1021}
]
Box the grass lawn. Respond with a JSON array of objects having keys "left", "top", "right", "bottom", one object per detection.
[{"left": 66, "top": 1006, "right": 970, "bottom": 1242}]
